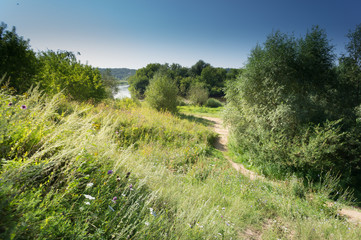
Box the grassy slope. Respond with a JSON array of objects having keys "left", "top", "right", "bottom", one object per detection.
[{"left": 0, "top": 89, "right": 360, "bottom": 239}]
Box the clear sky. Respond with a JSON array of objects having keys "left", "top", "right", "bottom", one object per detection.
[{"left": 1, "top": 0, "right": 360, "bottom": 69}]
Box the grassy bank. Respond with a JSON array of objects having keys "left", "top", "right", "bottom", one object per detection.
[{"left": 1, "top": 88, "right": 360, "bottom": 239}]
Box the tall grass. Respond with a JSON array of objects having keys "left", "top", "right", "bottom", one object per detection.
[{"left": 1, "top": 87, "right": 360, "bottom": 239}]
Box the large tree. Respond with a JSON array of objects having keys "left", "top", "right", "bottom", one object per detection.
[
  {"left": 225, "top": 26, "right": 346, "bottom": 179},
  {"left": 0, "top": 22, "right": 38, "bottom": 93}
]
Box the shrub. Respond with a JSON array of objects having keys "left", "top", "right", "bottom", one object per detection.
[
  {"left": 145, "top": 74, "right": 178, "bottom": 113},
  {"left": 188, "top": 83, "right": 209, "bottom": 106},
  {"left": 36, "top": 50, "right": 107, "bottom": 102},
  {"left": 205, "top": 98, "right": 223, "bottom": 108}
]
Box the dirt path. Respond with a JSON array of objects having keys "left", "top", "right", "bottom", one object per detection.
[
  {"left": 202, "top": 116, "right": 361, "bottom": 225},
  {"left": 202, "top": 116, "right": 263, "bottom": 180}
]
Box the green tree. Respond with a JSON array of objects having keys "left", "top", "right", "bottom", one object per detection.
[
  {"left": 145, "top": 74, "right": 179, "bottom": 113},
  {"left": 189, "top": 60, "right": 210, "bottom": 77},
  {"left": 36, "top": 50, "right": 106, "bottom": 101},
  {"left": 101, "top": 68, "right": 121, "bottom": 97},
  {"left": 188, "top": 82, "right": 209, "bottom": 106},
  {"left": 199, "top": 66, "right": 227, "bottom": 97},
  {"left": 0, "top": 22, "right": 38, "bottom": 93},
  {"left": 225, "top": 26, "right": 346, "bottom": 180},
  {"left": 128, "top": 63, "right": 162, "bottom": 98},
  {"left": 339, "top": 24, "right": 361, "bottom": 110}
]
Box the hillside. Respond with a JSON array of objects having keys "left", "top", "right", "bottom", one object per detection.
[
  {"left": 1, "top": 88, "right": 361, "bottom": 239},
  {"left": 98, "top": 68, "right": 136, "bottom": 80}
]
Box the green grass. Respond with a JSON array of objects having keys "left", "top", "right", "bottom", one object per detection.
[
  {"left": 178, "top": 105, "right": 224, "bottom": 118},
  {"left": 1, "top": 87, "right": 361, "bottom": 239}
]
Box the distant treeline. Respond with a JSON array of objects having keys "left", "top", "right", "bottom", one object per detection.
[
  {"left": 98, "top": 68, "right": 136, "bottom": 81},
  {"left": 128, "top": 61, "right": 241, "bottom": 99}
]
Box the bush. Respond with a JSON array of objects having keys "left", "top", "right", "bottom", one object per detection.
[
  {"left": 145, "top": 74, "right": 178, "bottom": 113},
  {"left": 205, "top": 98, "right": 223, "bottom": 108},
  {"left": 36, "top": 50, "right": 107, "bottom": 102},
  {"left": 188, "top": 83, "right": 209, "bottom": 106}
]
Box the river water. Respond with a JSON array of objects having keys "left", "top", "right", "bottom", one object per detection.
[{"left": 114, "top": 85, "right": 131, "bottom": 99}]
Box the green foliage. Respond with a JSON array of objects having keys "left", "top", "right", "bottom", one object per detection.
[
  {"left": 0, "top": 22, "right": 38, "bottom": 93},
  {"left": 100, "top": 68, "right": 122, "bottom": 97},
  {"left": 187, "top": 82, "right": 209, "bottom": 106},
  {"left": 205, "top": 98, "right": 223, "bottom": 108},
  {"left": 225, "top": 26, "right": 359, "bottom": 186},
  {"left": 36, "top": 50, "right": 107, "bottom": 102},
  {"left": 128, "top": 63, "right": 162, "bottom": 98},
  {"left": 1, "top": 88, "right": 361, "bottom": 239},
  {"left": 145, "top": 74, "right": 179, "bottom": 113},
  {"left": 98, "top": 68, "right": 136, "bottom": 81},
  {"left": 129, "top": 60, "right": 230, "bottom": 99},
  {"left": 199, "top": 66, "right": 227, "bottom": 97}
]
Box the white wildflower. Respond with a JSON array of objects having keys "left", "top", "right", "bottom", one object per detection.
[{"left": 84, "top": 194, "right": 95, "bottom": 200}]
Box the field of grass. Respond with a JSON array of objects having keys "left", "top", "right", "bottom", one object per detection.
[
  {"left": 1, "top": 88, "right": 361, "bottom": 239},
  {"left": 178, "top": 105, "right": 223, "bottom": 118}
]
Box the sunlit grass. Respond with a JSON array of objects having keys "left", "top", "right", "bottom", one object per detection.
[
  {"left": 178, "top": 105, "right": 224, "bottom": 118},
  {"left": 1, "top": 88, "right": 360, "bottom": 239}
]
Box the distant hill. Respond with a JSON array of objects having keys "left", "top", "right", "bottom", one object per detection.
[{"left": 98, "top": 68, "right": 136, "bottom": 80}]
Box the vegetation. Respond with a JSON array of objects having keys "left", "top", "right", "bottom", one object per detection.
[
  {"left": 1, "top": 21, "right": 361, "bottom": 239},
  {"left": 128, "top": 61, "right": 238, "bottom": 99},
  {"left": 187, "top": 82, "right": 209, "bottom": 106},
  {"left": 225, "top": 26, "right": 361, "bottom": 198},
  {"left": 0, "top": 22, "right": 38, "bottom": 94},
  {"left": 36, "top": 50, "right": 107, "bottom": 101},
  {"left": 205, "top": 98, "right": 223, "bottom": 108},
  {"left": 178, "top": 105, "right": 223, "bottom": 118},
  {"left": 145, "top": 74, "right": 179, "bottom": 113},
  {"left": 98, "top": 68, "right": 136, "bottom": 81}
]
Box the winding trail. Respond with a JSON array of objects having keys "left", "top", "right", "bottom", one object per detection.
[
  {"left": 202, "top": 116, "right": 361, "bottom": 225},
  {"left": 202, "top": 116, "right": 263, "bottom": 180}
]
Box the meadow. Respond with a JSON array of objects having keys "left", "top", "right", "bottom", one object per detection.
[{"left": 1, "top": 87, "right": 360, "bottom": 239}]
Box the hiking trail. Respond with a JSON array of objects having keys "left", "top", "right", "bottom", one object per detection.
[{"left": 202, "top": 116, "right": 361, "bottom": 225}]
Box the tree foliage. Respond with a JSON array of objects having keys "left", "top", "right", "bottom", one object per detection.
[
  {"left": 36, "top": 50, "right": 106, "bottom": 101},
  {"left": 0, "top": 22, "right": 38, "bottom": 93},
  {"left": 129, "top": 60, "right": 234, "bottom": 99},
  {"left": 145, "top": 74, "right": 179, "bottom": 113},
  {"left": 100, "top": 68, "right": 121, "bottom": 97},
  {"left": 225, "top": 26, "right": 361, "bottom": 187}
]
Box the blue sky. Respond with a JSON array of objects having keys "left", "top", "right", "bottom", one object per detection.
[{"left": 1, "top": 0, "right": 360, "bottom": 69}]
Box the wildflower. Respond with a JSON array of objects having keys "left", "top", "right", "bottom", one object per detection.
[
  {"left": 85, "top": 202, "right": 91, "bottom": 205},
  {"left": 84, "top": 194, "right": 95, "bottom": 200},
  {"left": 107, "top": 170, "right": 113, "bottom": 175},
  {"left": 115, "top": 131, "right": 119, "bottom": 134},
  {"left": 21, "top": 105, "right": 27, "bottom": 109},
  {"left": 86, "top": 182, "right": 94, "bottom": 187},
  {"left": 8, "top": 102, "right": 13, "bottom": 107},
  {"left": 145, "top": 221, "right": 150, "bottom": 226},
  {"left": 129, "top": 184, "right": 133, "bottom": 190},
  {"left": 225, "top": 221, "right": 230, "bottom": 226},
  {"left": 150, "top": 208, "right": 156, "bottom": 217},
  {"left": 112, "top": 196, "right": 117, "bottom": 203},
  {"left": 222, "top": 207, "right": 225, "bottom": 210},
  {"left": 116, "top": 176, "right": 121, "bottom": 182},
  {"left": 108, "top": 205, "right": 115, "bottom": 211}
]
